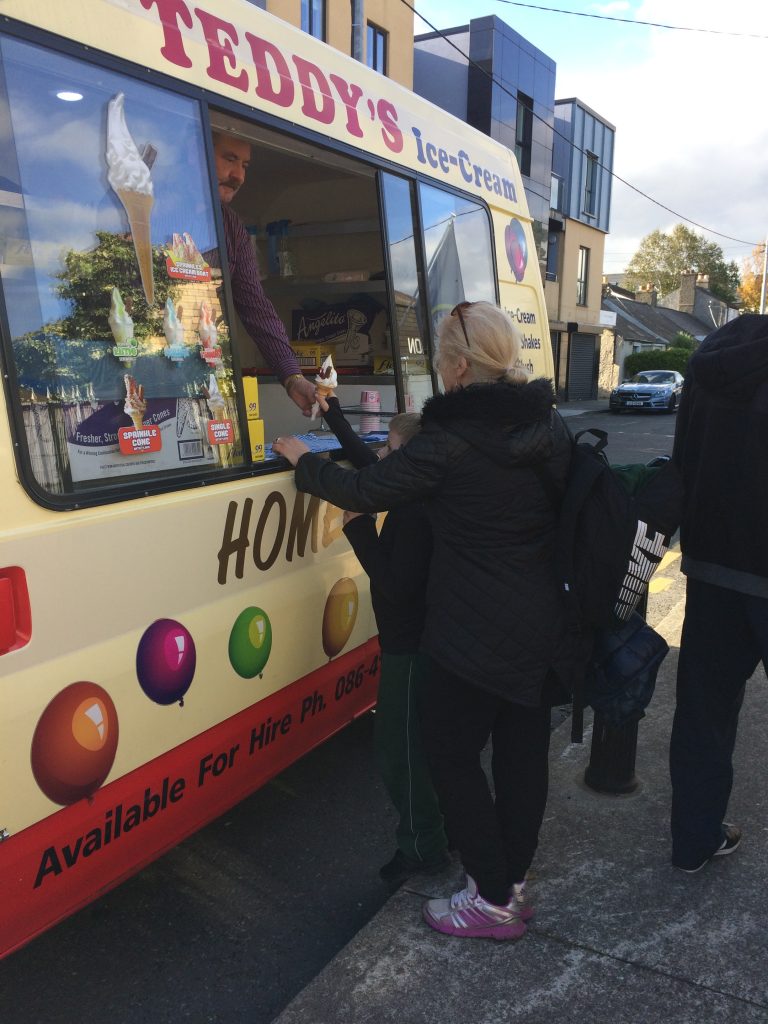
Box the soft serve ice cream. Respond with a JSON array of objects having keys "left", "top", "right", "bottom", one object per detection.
[
  {"left": 106, "top": 93, "right": 155, "bottom": 305},
  {"left": 311, "top": 354, "right": 337, "bottom": 419},
  {"left": 315, "top": 354, "right": 337, "bottom": 396}
]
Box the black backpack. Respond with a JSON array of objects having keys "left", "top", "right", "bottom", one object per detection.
[{"left": 536, "top": 420, "right": 684, "bottom": 741}]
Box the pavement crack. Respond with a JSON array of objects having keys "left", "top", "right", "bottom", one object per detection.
[{"left": 531, "top": 926, "right": 768, "bottom": 1011}]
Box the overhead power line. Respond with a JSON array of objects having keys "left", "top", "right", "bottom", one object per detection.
[
  {"left": 491, "top": 1, "right": 768, "bottom": 40},
  {"left": 407, "top": 0, "right": 761, "bottom": 248}
]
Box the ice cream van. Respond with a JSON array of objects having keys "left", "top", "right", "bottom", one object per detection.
[{"left": 0, "top": 0, "right": 554, "bottom": 958}]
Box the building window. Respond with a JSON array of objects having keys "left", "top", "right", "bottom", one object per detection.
[
  {"left": 514, "top": 92, "right": 533, "bottom": 177},
  {"left": 583, "top": 151, "right": 598, "bottom": 216},
  {"left": 546, "top": 226, "right": 560, "bottom": 283},
  {"left": 577, "top": 246, "right": 590, "bottom": 306},
  {"left": 301, "top": 0, "right": 325, "bottom": 40},
  {"left": 366, "top": 22, "right": 387, "bottom": 74},
  {"left": 550, "top": 173, "right": 563, "bottom": 212}
]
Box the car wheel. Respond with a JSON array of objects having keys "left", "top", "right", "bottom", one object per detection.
[{"left": 666, "top": 395, "right": 677, "bottom": 413}]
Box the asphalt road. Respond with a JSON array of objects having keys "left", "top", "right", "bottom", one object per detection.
[{"left": 0, "top": 410, "right": 681, "bottom": 1024}]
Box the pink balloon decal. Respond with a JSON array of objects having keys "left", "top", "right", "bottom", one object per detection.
[{"left": 505, "top": 220, "right": 528, "bottom": 282}]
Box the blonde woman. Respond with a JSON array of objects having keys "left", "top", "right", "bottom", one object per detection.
[{"left": 275, "top": 302, "right": 572, "bottom": 940}]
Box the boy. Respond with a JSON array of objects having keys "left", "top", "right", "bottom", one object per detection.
[{"left": 319, "top": 394, "right": 449, "bottom": 884}]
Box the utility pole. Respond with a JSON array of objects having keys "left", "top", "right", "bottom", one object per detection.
[{"left": 760, "top": 238, "right": 767, "bottom": 315}]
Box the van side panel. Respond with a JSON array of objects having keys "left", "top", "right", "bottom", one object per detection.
[{"left": 0, "top": 640, "right": 379, "bottom": 958}]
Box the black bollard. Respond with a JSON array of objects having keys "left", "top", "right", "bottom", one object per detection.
[
  {"left": 584, "top": 711, "right": 639, "bottom": 794},
  {"left": 584, "top": 589, "right": 649, "bottom": 795}
]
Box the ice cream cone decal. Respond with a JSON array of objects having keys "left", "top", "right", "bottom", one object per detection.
[
  {"left": 123, "top": 374, "right": 146, "bottom": 430},
  {"left": 106, "top": 93, "right": 155, "bottom": 306},
  {"left": 108, "top": 287, "right": 138, "bottom": 359},
  {"left": 162, "top": 298, "right": 187, "bottom": 360},
  {"left": 198, "top": 301, "right": 216, "bottom": 347},
  {"left": 202, "top": 373, "right": 231, "bottom": 465}
]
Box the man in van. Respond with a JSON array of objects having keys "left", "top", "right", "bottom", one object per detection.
[{"left": 212, "top": 132, "right": 316, "bottom": 416}]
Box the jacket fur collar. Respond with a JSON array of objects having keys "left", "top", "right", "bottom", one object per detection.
[{"left": 421, "top": 378, "right": 555, "bottom": 427}]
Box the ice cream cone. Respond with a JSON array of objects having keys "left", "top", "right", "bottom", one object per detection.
[
  {"left": 315, "top": 383, "right": 335, "bottom": 401},
  {"left": 117, "top": 188, "right": 155, "bottom": 306},
  {"left": 129, "top": 413, "right": 144, "bottom": 431}
]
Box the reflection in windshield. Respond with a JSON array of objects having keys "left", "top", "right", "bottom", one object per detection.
[
  {"left": 630, "top": 372, "right": 675, "bottom": 384},
  {"left": 419, "top": 184, "right": 495, "bottom": 337}
]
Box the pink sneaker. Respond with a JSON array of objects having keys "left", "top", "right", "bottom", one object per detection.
[
  {"left": 422, "top": 876, "right": 527, "bottom": 940},
  {"left": 511, "top": 881, "right": 534, "bottom": 921}
]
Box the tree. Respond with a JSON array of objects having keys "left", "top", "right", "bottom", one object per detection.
[
  {"left": 13, "top": 232, "right": 177, "bottom": 395},
  {"left": 738, "top": 243, "right": 765, "bottom": 312},
  {"left": 624, "top": 224, "right": 740, "bottom": 305},
  {"left": 56, "top": 230, "right": 174, "bottom": 340},
  {"left": 670, "top": 331, "right": 696, "bottom": 352}
]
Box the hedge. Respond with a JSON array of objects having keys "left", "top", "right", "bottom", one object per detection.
[{"left": 623, "top": 347, "right": 691, "bottom": 379}]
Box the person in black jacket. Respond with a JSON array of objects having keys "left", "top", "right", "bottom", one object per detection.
[
  {"left": 318, "top": 394, "right": 449, "bottom": 884},
  {"left": 669, "top": 314, "right": 768, "bottom": 872},
  {"left": 274, "top": 302, "right": 572, "bottom": 941}
]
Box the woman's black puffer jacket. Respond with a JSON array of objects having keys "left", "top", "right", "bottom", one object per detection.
[{"left": 295, "top": 378, "right": 573, "bottom": 706}]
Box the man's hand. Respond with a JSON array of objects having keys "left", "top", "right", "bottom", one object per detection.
[
  {"left": 272, "top": 435, "right": 311, "bottom": 466},
  {"left": 284, "top": 375, "right": 316, "bottom": 417}
]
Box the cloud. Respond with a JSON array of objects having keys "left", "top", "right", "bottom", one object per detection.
[{"left": 553, "top": 0, "right": 768, "bottom": 270}]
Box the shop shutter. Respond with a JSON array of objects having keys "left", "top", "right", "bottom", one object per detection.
[{"left": 568, "top": 333, "right": 598, "bottom": 400}]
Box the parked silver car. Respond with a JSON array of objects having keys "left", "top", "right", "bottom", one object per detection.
[{"left": 609, "top": 370, "right": 685, "bottom": 413}]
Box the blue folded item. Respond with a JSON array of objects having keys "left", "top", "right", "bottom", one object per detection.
[{"left": 584, "top": 612, "right": 669, "bottom": 727}]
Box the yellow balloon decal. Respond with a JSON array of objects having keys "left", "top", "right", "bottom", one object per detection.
[{"left": 322, "top": 578, "right": 359, "bottom": 659}]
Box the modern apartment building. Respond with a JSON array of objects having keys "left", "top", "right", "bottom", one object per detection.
[
  {"left": 413, "top": 16, "right": 617, "bottom": 399},
  {"left": 414, "top": 16, "right": 555, "bottom": 280}
]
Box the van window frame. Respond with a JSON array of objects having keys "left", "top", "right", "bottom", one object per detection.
[{"left": 0, "top": 19, "right": 501, "bottom": 511}]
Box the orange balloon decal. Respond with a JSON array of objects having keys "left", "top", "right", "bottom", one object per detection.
[
  {"left": 31, "top": 682, "right": 119, "bottom": 805},
  {"left": 322, "top": 578, "right": 359, "bottom": 659}
]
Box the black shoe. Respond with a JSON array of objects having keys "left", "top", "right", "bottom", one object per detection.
[
  {"left": 675, "top": 823, "right": 742, "bottom": 874},
  {"left": 379, "top": 849, "right": 451, "bottom": 885}
]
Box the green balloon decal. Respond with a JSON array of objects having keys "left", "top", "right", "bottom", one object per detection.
[{"left": 229, "top": 607, "right": 273, "bottom": 678}]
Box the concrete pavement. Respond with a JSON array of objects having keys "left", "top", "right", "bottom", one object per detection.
[{"left": 273, "top": 565, "right": 768, "bottom": 1022}]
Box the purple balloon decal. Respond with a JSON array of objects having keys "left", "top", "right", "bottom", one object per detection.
[{"left": 136, "top": 618, "right": 196, "bottom": 706}]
